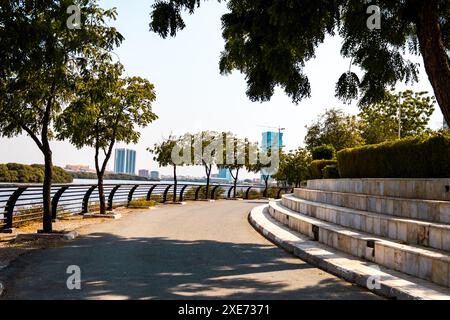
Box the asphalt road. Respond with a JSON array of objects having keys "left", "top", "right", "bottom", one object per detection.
[{"left": 0, "top": 200, "right": 380, "bottom": 300}]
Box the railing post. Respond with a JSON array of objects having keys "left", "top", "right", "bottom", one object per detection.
[
  {"left": 162, "top": 185, "right": 172, "bottom": 203},
  {"left": 82, "top": 185, "right": 97, "bottom": 214},
  {"left": 227, "top": 186, "right": 234, "bottom": 198},
  {"left": 52, "top": 186, "right": 69, "bottom": 220},
  {"left": 107, "top": 185, "right": 121, "bottom": 211},
  {"left": 211, "top": 185, "right": 220, "bottom": 200},
  {"left": 194, "top": 185, "right": 202, "bottom": 200},
  {"left": 245, "top": 186, "right": 252, "bottom": 200},
  {"left": 179, "top": 185, "right": 188, "bottom": 202},
  {"left": 146, "top": 185, "right": 157, "bottom": 201},
  {"left": 3, "top": 187, "right": 27, "bottom": 230},
  {"left": 127, "top": 185, "right": 139, "bottom": 206}
]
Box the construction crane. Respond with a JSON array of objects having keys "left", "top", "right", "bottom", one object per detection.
[{"left": 257, "top": 125, "right": 285, "bottom": 149}]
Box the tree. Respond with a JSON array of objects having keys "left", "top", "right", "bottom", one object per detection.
[
  {"left": 150, "top": 136, "right": 186, "bottom": 203},
  {"left": 359, "top": 90, "right": 435, "bottom": 144},
  {"left": 57, "top": 58, "right": 157, "bottom": 215},
  {"left": 247, "top": 145, "right": 280, "bottom": 198},
  {"left": 273, "top": 148, "right": 312, "bottom": 188},
  {"left": 305, "top": 108, "right": 364, "bottom": 151},
  {"left": 149, "top": 1, "right": 450, "bottom": 125},
  {"left": 0, "top": 0, "right": 123, "bottom": 232},
  {"left": 192, "top": 131, "right": 220, "bottom": 199},
  {"left": 217, "top": 133, "right": 248, "bottom": 198}
]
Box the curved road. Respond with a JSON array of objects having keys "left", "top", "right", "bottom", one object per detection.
[{"left": 0, "top": 200, "right": 380, "bottom": 299}]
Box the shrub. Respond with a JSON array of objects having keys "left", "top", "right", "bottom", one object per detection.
[
  {"left": 322, "top": 165, "right": 340, "bottom": 179},
  {"left": 128, "top": 199, "right": 156, "bottom": 207},
  {"left": 336, "top": 134, "right": 450, "bottom": 178},
  {"left": 309, "top": 160, "right": 338, "bottom": 179},
  {"left": 311, "top": 144, "right": 335, "bottom": 160}
]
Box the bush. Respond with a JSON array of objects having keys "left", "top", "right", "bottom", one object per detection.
[
  {"left": 128, "top": 199, "right": 156, "bottom": 207},
  {"left": 337, "top": 134, "right": 450, "bottom": 178},
  {"left": 311, "top": 144, "right": 335, "bottom": 160},
  {"left": 309, "top": 160, "right": 338, "bottom": 179},
  {"left": 322, "top": 165, "right": 340, "bottom": 179}
]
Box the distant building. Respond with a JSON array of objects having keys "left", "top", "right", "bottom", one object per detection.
[
  {"left": 138, "top": 169, "right": 149, "bottom": 178},
  {"left": 444, "top": 117, "right": 449, "bottom": 129},
  {"left": 150, "top": 171, "right": 160, "bottom": 181},
  {"left": 218, "top": 168, "right": 232, "bottom": 182},
  {"left": 261, "top": 131, "right": 284, "bottom": 181},
  {"left": 114, "top": 148, "right": 136, "bottom": 175},
  {"left": 65, "top": 164, "right": 92, "bottom": 173}
]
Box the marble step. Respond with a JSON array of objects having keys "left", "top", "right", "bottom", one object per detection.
[
  {"left": 269, "top": 200, "right": 450, "bottom": 288},
  {"left": 307, "top": 179, "right": 450, "bottom": 201},
  {"left": 282, "top": 194, "right": 450, "bottom": 252},
  {"left": 294, "top": 188, "right": 450, "bottom": 224}
]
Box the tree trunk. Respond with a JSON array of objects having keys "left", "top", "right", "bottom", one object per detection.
[
  {"left": 232, "top": 168, "right": 239, "bottom": 198},
  {"left": 42, "top": 147, "right": 53, "bottom": 233},
  {"left": 173, "top": 165, "right": 177, "bottom": 203},
  {"left": 98, "top": 174, "right": 106, "bottom": 214},
  {"left": 263, "top": 176, "right": 269, "bottom": 198},
  {"left": 415, "top": 0, "right": 450, "bottom": 125},
  {"left": 205, "top": 165, "right": 211, "bottom": 200}
]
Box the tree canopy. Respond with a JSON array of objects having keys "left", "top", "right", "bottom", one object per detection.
[{"left": 150, "top": 0, "right": 450, "bottom": 124}]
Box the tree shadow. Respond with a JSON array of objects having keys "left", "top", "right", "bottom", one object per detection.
[{"left": 0, "top": 233, "right": 381, "bottom": 300}]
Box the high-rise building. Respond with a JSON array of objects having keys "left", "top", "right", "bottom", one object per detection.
[
  {"left": 114, "top": 148, "right": 136, "bottom": 175},
  {"left": 261, "top": 131, "right": 284, "bottom": 181},
  {"left": 218, "top": 168, "right": 232, "bottom": 182}
]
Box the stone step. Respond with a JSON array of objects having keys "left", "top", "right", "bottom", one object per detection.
[
  {"left": 294, "top": 188, "right": 450, "bottom": 224},
  {"left": 307, "top": 179, "right": 450, "bottom": 201},
  {"left": 250, "top": 204, "right": 450, "bottom": 299},
  {"left": 282, "top": 194, "right": 450, "bottom": 252},
  {"left": 269, "top": 200, "right": 450, "bottom": 288}
]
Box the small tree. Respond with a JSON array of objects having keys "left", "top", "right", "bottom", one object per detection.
[
  {"left": 57, "top": 58, "right": 157, "bottom": 214},
  {"left": 359, "top": 90, "right": 436, "bottom": 144},
  {"left": 247, "top": 145, "right": 280, "bottom": 198},
  {"left": 0, "top": 1, "right": 123, "bottom": 232},
  {"left": 218, "top": 134, "right": 247, "bottom": 198},
  {"left": 305, "top": 108, "right": 364, "bottom": 151},
  {"left": 150, "top": 137, "right": 186, "bottom": 203},
  {"left": 273, "top": 148, "right": 312, "bottom": 188},
  {"left": 193, "top": 131, "right": 220, "bottom": 199}
]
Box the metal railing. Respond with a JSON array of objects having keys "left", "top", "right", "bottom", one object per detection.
[{"left": 0, "top": 183, "right": 294, "bottom": 230}]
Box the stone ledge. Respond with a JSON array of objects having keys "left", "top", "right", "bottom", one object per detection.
[
  {"left": 164, "top": 201, "right": 188, "bottom": 205},
  {"left": 15, "top": 231, "right": 79, "bottom": 242},
  {"left": 249, "top": 205, "right": 450, "bottom": 300}
]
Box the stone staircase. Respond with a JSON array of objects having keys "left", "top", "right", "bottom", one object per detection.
[{"left": 264, "top": 179, "right": 450, "bottom": 294}]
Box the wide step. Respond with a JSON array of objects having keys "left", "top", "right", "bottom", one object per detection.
[
  {"left": 269, "top": 200, "right": 450, "bottom": 288},
  {"left": 282, "top": 194, "right": 450, "bottom": 252}
]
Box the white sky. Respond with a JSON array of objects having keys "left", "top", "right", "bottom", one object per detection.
[{"left": 0, "top": 0, "right": 443, "bottom": 179}]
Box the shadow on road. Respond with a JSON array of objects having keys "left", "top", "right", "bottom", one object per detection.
[{"left": 0, "top": 232, "right": 380, "bottom": 300}]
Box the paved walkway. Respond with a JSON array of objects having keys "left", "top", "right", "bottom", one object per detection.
[{"left": 0, "top": 200, "right": 380, "bottom": 299}]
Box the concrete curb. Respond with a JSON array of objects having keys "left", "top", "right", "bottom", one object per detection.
[
  {"left": 15, "top": 231, "right": 79, "bottom": 242},
  {"left": 249, "top": 204, "right": 450, "bottom": 300},
  {"left": 83, "top": 213, "right": 122, "bottom": 220}
]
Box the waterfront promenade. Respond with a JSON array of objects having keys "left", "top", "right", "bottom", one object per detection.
[{"left": 0, "top": 200, "right": 379, "bottom": 300}]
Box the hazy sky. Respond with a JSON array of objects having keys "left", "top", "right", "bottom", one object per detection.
[{"left": 0, "top": 0, "right": 443, "bottom": 178}]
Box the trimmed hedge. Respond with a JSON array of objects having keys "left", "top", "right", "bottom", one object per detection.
[
  {"left": 312, "top": 144, "right": 335, "bottom": 160},
  {"left": 309, "top": 160, "right": 338, "bottom": 179},
  {"left": 337, "top": 134, "right": 450, "bottom": 178},
  {"left": 322, "top": 165, "right": 340, "bottom": 179}
]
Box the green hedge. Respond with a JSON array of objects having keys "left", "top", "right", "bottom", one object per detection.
[
  {"left": 311, "top": 144, "right": 335, "bottom": 160},
  {"left": 309, "top": 160, "right": 338, "bottom": 179},
  {"left": 322, "top": 165, "right": 340, "bottom": 179},
  {"left": 337, "top": 134, "right": 450, "bottom": 178}
]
